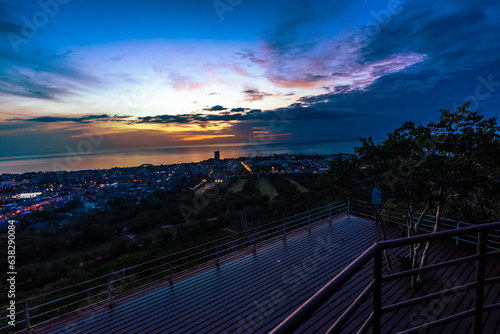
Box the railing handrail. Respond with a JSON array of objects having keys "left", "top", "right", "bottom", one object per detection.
[
  {"left": 349, "top": 199, "right": 500, "bottom": 249},
  {"left": 378, "top": 221, "right": 500, "bottom": 249},
  {"left": 270, "top": 213, "right": 500, "bottom": 334}
]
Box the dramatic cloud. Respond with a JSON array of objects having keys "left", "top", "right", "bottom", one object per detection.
[
  {"left": 203, "top": 105, "right": 227, "bottom": 111},
  {"left": 0, "top": 49, "right": 100, "bottom": 100},
  {"left": 9, "top": 114, "right": 131, "bottom": 123},
  {"left": 1, "top": 0, "right": 499, "bottom": 167},
  {"left": 135, "top": 103, "right": 366, "bottom": 125},
  {"left": 242, "top": 86, "right": 272, "bottom": 102},
  {"left": 230, "top": 107, "right": 248, "bottom": 112},
  {"left": 359, "top": 0, "right": 500, "bottom": 73},
  {"left": 236, "top": 6, "right": 427, "bottom": 92},
  {"left": 234, "top": 0, "right": 500, "bottom": 99},
  {"left": 0, "top": 69, "right": 70, "bottom": 99}
]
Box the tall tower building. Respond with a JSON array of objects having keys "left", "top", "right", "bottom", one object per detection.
[{"left": 214, "top": 151, "right": 220, "bottom": 161}]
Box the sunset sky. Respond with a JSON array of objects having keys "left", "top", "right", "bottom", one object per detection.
[{"left": 1, "top": 0, "right": 499, "bottom": 164}]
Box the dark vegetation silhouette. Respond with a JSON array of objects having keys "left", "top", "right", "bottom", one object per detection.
[{"left": 322, "top": 102, "right": 500, "bottom": 286}]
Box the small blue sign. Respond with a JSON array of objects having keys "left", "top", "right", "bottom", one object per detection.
[{"left": 372, "top": 188, "right": 381, "bottom": 205}]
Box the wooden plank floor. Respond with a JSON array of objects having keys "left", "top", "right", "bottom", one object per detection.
[{"left": 32, "top": 214, "right": 500, "bottom": 334}]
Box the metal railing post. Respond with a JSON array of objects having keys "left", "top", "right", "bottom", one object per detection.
[
  {"left": 215, "top": 243, "right": 220, "bottom": 267},
  {"left": 107, "top": 276, "right": 113, "bottom": 308},
  {"left": 329, "top": 204, "right": 332, "bottom": 224},
  {"left": 347, "top": 199, "right": 350, "bottom": 220},
  {"left": 23, "top": 301, "right": 32, "bottom": 333},
  {"left": 284, "top": 220, "right": 287, "bottom": 240},
  {"left": 372, "top": 249, "right": 382, "bottom": 334},
  {"left": 473, "top": 230, "right": 487, "bottom": 334},
  {"left": 456, "top": 221, "right": 460, "bottom": 244},
  {"left": 308, "top": 211, "right": 311, "bottom": 231},
  {"left": 167, "top": 261, "right": 173, "bottom": 285},
  {"left": 252, "top": 231, "right": 257, "bottom": 253}
]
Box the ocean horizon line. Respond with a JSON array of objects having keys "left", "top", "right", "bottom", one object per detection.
[{"left": 0, "top": 139, "right": 361, "bottom": 174}]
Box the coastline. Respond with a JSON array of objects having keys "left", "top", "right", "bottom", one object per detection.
[{"left": 0, "top": 139, "right": 359, "bottom": 174}]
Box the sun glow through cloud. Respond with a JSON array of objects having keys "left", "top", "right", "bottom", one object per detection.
[{"left": 180, "top": 134, "right": 236, "bottom": 141}]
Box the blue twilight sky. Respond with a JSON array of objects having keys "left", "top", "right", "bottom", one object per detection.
[{"left": 0, "top": 0, "right": 499, "bottom": 162}]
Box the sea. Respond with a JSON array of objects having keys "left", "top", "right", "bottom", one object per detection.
[{"left": 0, "top": 139, "right": 360, "bottom": 174}]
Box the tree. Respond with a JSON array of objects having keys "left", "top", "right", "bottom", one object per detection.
[
  {"left": 326, "top": 102, "right": 500, "bottom": 286},
  {"left": 321, "top": 154, "right": 393, "bottom": 273},
  {"left": 414, "top": 103, "right": 500, "bottom": 282},
  {"left": 356, "top": 121, "right": 436, "bottom": 286}
]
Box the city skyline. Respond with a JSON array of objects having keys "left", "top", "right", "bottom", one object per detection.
[{"left": 1, "top": 0, "right": 500, "bottom": 171}]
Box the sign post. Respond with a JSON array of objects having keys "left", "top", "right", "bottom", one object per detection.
[
  {"left": 372, "top": 188, "right": 381, "bottom": 205},
  {"left": 371, "top": 188, "right": 392, "bottom": 273},
  {"left": 372, "top": 188, "right": 382, "bottom": 225}
]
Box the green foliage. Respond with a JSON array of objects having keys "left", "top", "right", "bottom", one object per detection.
[
  {"left": 324, "top": 102, "right": 500, "bottom": 223},
  {"left": 320, "top": 153, "right": 378, "bottom": 202}
]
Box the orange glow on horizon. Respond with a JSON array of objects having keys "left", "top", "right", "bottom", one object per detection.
[{"left": 180, "top": 134, "right": 235, "bottom": 141}]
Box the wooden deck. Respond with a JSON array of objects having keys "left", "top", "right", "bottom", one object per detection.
[{"left": 34, "top": 214, "right": 500, "bottom": 333}]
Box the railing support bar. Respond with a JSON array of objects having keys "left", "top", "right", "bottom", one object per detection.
[
  {"left": 23, "top": 301, "right": 32, "bottom": 334},
  {"left": 215, "top": 244, "right": 220, "bottom": 267},
  {"left": 168, "top": 261, "right": 173, "bottom": 285},
  {"left": 107, "top": 276, "right": 113, "bottom": 308},
  {"left": 473, "top": 230, "right": 487, "bottom": 334},
  {"left": 252, "top": 231, "right": 257, "bottom": 253},
  {"left": 356, "top": 312, "right": 374, "bottom": 334},
  {"left": 282, "top": 220, "right": 286, "bottom": 241},
  {"left": 327, "top": 281, "right": 375, "bottom": 333},
  {"left": 403, "top": 309, "right": 475, "bottom": 333},
  {"left": 347, "top": 199, "right": 350, "bottom": 220},
  {"left": 372, "top": 250, "right": 382, "bottom": 334}
]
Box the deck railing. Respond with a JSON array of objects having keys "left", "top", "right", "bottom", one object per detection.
[
  {"left": 0, "top": 201, "right": 347, "bottom": 332},
  {"left": 349, "top": 199, "right": 500, "bottom": 250},
  {"left": 4, "top": 199, "right": 500, "bottom": 333},
  {"left": 270, "top": 205, "right": 500, "bottom": 334}
]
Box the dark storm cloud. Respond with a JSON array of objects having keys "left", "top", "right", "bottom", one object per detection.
[
  {"left": 358, "top": 0, "right": 500, "bottom": 73},
  {"left": 135, "top": 104, "right": 366, "bottom": 125},
  {"left": 299, "top": 69, "right": 455, "bottom": 107},
  {"left": 9, "top": 114, "right": 132, "bottom": 123},
  {"left": 136, "top": 114, "right": 192, "bottom": 124},
  {"left": 203, "top": 105, "right": 227, "bottom": 111},
  {"left": 230, "top": 107, "right": 248, "bottom": 112},
  {"left": 298, "top": 57, "right": 500, "bottom": 127}
]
